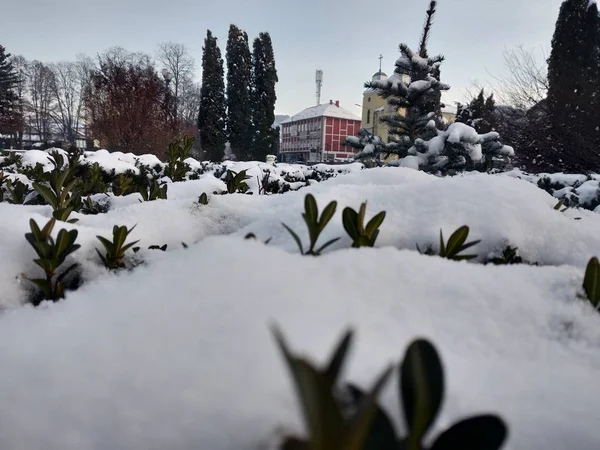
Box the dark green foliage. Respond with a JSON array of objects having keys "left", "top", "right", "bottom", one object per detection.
[
  {"left": 273, "top": 326, "right": 393, "bottom": 450},
  {"left": 342, "top": 202, "right": 386, "bottom": 248},
  {"left": 418, "top": 226, "right": 480, "bottom": 261},
  {"left": 139, "top": 180, "right": 168, "bottom": 201},
  {"left": 198, "top": 192, "right": 209, "bottom": 205},
  {"left": 583, "top": 257, "right": 600, "bottom": 309},
  {"left": 251, "top": 32, "right": 278, "bottom": 161},
  {"left": 4, "top": 179, "right": 32, "bottom": 204},
  {"left": 0, "top": 45, "right": 21, "bottom": 137},
  {"left": 74, "top": 162, "right": 107, "bottom": 196},
  {"left": 226, "top": 25, "right": 253, "bottom": 158},
  {"left": 282, "top": 193, "right": 339, "bottom": 256},
  {"left": 96, "top": 225, "right": 139, "bottom": 270},
  {"left": 148, "top": 244, "right": 167, "bottom": 251},
  {"left": 275, "top": 326, "right": 508, "bottom": 450},
  {"left": 20, "top": 162, "right": 48, "bottom": 183},
  {"left": 224, "top": 169, "right": 251, "bottom": 194},
  {"left": 0, "top": 171, "right": 6, "bottom": 201},
  {"left": 554, "top": 198, "right": 569, "bottom": 212},
  {"left": 487, "top": 246, "right": 523, "bottom": 265},
  {"left": 80, "top": 196, "right": 110, "bottom": 215},
  {"left": 165, "top": 135, "right": 193, "bottom": 182},
  {"left": 112, "top": 174, "right": 135, "bottom": 196},
  {"left": 546, "top": 0, "right": 600, "bottom": 169},
  {"left": 25, "top": 218, "right": 80, "bottom": 304},
  {"left": 198, "top": 30, "right": 227, "bottom": 162},
  {"left": 32, "top": 157, "right": 81, "bottom": 223},
  {"left": 456, "top": 88, "right": 496, "bottom": 133}
]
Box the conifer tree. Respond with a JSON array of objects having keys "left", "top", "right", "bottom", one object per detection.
[
  {"left": 0, "top": 45, "right": 21, "bottom": 139},
  {"left": 226, "top": 24, "right": 253, "bottom": 160},
  {"left": 198, "top": 30, "right": 227, "bottom": 162},
  {"left": 251, "top": 32, "right": 278, "bottom": 161},
  {"left": 547, "top": 0, "right": 600, "bottom": 169},
  {"left": 456, "top": 88, "right": 496, "bottom": 133}
]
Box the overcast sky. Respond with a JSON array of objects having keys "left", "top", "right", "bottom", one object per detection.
[{"left": 3, "top": 0, "right": 563, "bottom": 117}]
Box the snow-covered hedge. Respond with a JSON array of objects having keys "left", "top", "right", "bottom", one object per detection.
[{"left": 1, "top": 149, "right": 600, "bottom": 449}]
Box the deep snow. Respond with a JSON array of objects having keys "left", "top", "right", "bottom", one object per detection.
[{"left": 0, "top": 161, "right": 599, "bottom": 449}]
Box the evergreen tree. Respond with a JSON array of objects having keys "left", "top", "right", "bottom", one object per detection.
[
  {"left": 226, "top": 24, "right": 253, "bottom": 160},
  {"left": 456, "top": 88, "right": 496, "bottom": 133},
  {"left": 251, "top": 32, "right": 278, "bottom": 161},
  {"left": 198, "top": 30, "right": 227, "bottom": 162},
  {"left": 0, "top": 45, "right": 21, "bottom": 140},
  {"left": 547, "top": 0, "right": 600, "bottom": 169}
]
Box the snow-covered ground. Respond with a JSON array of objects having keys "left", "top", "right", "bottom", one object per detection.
[{"left": 0, "top": 154, "right": 600, "bottom": 449}]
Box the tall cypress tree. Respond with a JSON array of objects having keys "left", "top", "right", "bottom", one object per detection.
[
  {"left": 547, "top": 0, "right": 600, "bottom": 169},
  {"left": 198, "top": 30, "right": 227, "bottom": 162},
  {"left": 226, "top": 24, "right": 253, "bottom": 160},
  {"left": 0, "top": 45, "right": 20, "bottom": 139},
  {"left": 251, "top": 32, "right": 278, "bottom": 161}
]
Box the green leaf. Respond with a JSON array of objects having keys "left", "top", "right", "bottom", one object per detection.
[
  {"left": 584, "top": 257, "right": 600, "bottom": 308},
  {"left": 324, "top": 329, "right": 353, "bottom": 385},
  {"left": 430, "top": 415, "right": 508, "bottom": 450},
  {"left": 304, "top": 194, "right": 318, "bottom": 223},
  {"left": 282, "top": 223, "right": 305, "bottom": 255},
  {"left": 33, "top": 258, "right": 55, "bottom": 273},
  {"left": 33, "top": 183, "right": 59, "bottom": 209},
  {"left": 439, "top": 229, "right": 445, "bottom": 256},
  {"left": 401, "top": 339, "right": 444, "bottom": 448},
  {"left": 365, "top": 211, "right": 386, "bottom": 239},
  {"left": 56, "top": 263, "right": 79, "bottom": 284},
  {"left": 343, "top": 365, "right": 394, "bottom": 450},
  {"left": 318, "top": 201, "right": 337, "bottom": 233},
  {"left": 444, "top": 226, "right": 470, "bottom": 258},
  {"left": 357, "top": 202, "right": 367, "bottom": 234},
  {"left": 96, "top": 235, "right": 115, "bottom": 253},
  {"left": 121, "top": 240, "right": 141, "bottom": 254},
  {"left": 314, "top": 237, "right": 340, "bottom": 255},
  {"left": 345, "top": 384, "right": 399, "bottom": 450},
  {"left": 28, "top": 278, "right": 53, "bottom": 298},
  {"left": 272, "top": 326, "right": 346, "bottom": 450},
  {"left": 342, "top": 207, "right": 360, "bottom": 240}
]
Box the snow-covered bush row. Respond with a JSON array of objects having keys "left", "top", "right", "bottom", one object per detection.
[
  {"left": 0, "top": 148, "right": 364, "bottom": 198},
  {"left": 504, "top": 169, "right": 600, "bottom": 212},
  {"left": 0, "top": 166, "right": 600, "bottom": 449}
]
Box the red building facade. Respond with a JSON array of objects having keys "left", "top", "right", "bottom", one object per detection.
[{"left": 279, "top": 101, "right": 362, "bottom": 163}]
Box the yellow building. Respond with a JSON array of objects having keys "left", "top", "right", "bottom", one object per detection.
[{"left": 360, "top": 70, "right": 392, "bottom": 144}]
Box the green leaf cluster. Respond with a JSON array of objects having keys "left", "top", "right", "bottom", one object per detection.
[
  {"left": 275, "top": 327, "right": 507, "bottom": 450},
  {"left": 25, "top": 218, "right": 80, "bottom": 304},
  {"left": 139, "top": 180, "right": 168, "bottom": 202},
  {"left": 224, "top": 169, "right": 251, "bottom": 194},
  {"left": 488, "top": 246, "right": 523, "bottom": 265},
  {"left": 419, "top": 226, "right": 480, "bottom": 261},
  {"left": 96, "top": 225, "right": 139, "bottom": 270},
  {"left": 75, "top": 162, "right": 107, "bottom": 196},
  {"left": 342, "top": 202, "right": 386, "bottom": 248},
  {"left": 283, "top": 193, "right": 339, "bottom": 256},
  {"left": 198, "top": 192, "right": 209, "bottom": 205},
  {"left": 165, "top": 135, "right": 194, "bottom": 182},
  {"left": 4, "top": 179, "right": 33, "bottom": 204},
  {"left": 112, "top": 174, "right": 135, "bottom": 196},
  {"left": 32, "top": 152, "right": 82, "bottom": 223}
]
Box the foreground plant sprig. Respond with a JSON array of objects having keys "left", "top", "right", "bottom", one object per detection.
[
  {"left": 419, "top": 225, "right": 480, "bottom": 261},
  {"left": 342, "top": 201, "right": 386, "bottom": 248},
  {"left": 282, "top": 193, "right": 339, "bottom": 256},
  {"left": 96, "top": 225, "right": 140, "bottom": 270},
  {"left": 583, "top": 257, "right": 600, "bottom": 310},
  {"left": 274, "top": 326, "right": 508, "bottom": 450},
  {"left": 25, "top": 218, "right": 80, "bottom": 304}
]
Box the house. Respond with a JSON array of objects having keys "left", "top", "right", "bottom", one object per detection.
[{"left": 279, "top": 101, "right": 362, "bottom": 163}]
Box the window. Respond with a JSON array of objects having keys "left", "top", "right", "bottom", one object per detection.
[
  {"left": 367, "top": 109, "right": 371, "bottom": 124},
  {"left": 368, "top": 97, "right": 371, "bottom": 102}
]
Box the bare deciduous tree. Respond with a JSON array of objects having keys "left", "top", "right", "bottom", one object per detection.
[
  {"left": 156, "top": 42, "right": 195, "bottom": 121},
  {"left": 27, "top": 61, "right": 56, "bottom": 141},
  {"left": 490, "top": 45, "right": 549, "bottom": 111},
  {"left": 178, "top": 77, "right": 201, "bottom": 126}
]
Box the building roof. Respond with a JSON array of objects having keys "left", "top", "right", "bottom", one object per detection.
[
  {"left": 372, "top": 70, "right": 388, "bottom": 81},
  {"left": 281, "top": 103, "right": 361, "bottom": 124}
]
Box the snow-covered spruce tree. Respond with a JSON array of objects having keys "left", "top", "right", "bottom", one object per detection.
[
  {"left": 347, "top": 1, "right": 513, "bottom": 174},
  {"left": 0, "top": 45, "right": 21, "bottom": 139},
  {"left": 226, "top": 25, "right": 253, "bottom": 160},
  {"left": 456, "top": 88, "right": 496, "bottom": 134},
  {"left": 198, "top": 30, "right": 227, "bottom": 162},
  {"left": 251, "top": 32, "right": 278, "bottom": 162},
  {"left": 546, "top": 0, "right": 600, "bottom": 170}
]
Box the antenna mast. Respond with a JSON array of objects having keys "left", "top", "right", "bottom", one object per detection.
[{"left": 315, "top": 69, "right": 323, "bottom": 105}]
